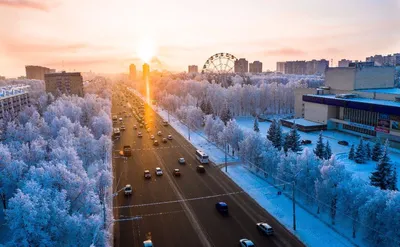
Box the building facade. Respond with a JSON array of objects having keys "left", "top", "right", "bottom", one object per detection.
[
  {"left": 129, "top": 64, "right": 136, "bottom": 80},
  {"left": 276, "top": 59, "right": 329, "bottom": 75},
  {"left": 0, "top": 85, "right": 30, "bottom": 121},
  {"left": 234, "top": 58, "right": 248, "bottom": 73},
  {"left": 366, "top": 53, "right": 400, "bottom": 66},
  {"left": 276, "top": 62, "right": 285, "bottom": 73},
  {"left": 142, "top": 63, "right": 150, "bottom": 79},
  {"left": 249, "top": 61, "right": 262, "bottom": 73},
  {"left": 44, "top": 71, "right": 84, "bottom": 97},
  {"left": 188, "top": 65, "right": 198, "bottom": 73},
  {"left": 0, "top": 75, "right": 5, "bottom": 80},
  {"left": 338, "top": 59, "right": 351, "bottom": 67},
  {"left": 25, "top": 65, "right": 52, "bottom": 80},
  {"left": 295, "top": 65, "right": 400, "bottom": 147}
]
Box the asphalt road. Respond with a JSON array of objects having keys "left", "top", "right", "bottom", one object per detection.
[{"left": 112, "top": 85, "right": 305, "bottom": 247}]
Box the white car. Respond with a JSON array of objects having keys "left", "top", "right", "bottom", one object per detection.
[
  {"left": 124, "top": 184, "right": 132, "bottom": 195},
  {"left": 239, "top": 239, "right": 255, "bottom": 247},
  {"left": 133, "top": 125, "right": 137, "bottom": 129},
  {"left": 144, "top": 170, "right": 151, "bottom": 179},
  {"left": 143, "top": 240, "right": 153, "bottom": 247},
  {"left": 256, "top": 222, "right": 274, "bottom": 235},
  {"left": 155, "top": 167, "right": 163, "bottom": 176},
  {"left": 119, "top": 117, "right": 123, "bottom": 122},
  {"left": 157, "top": 131, "right": 162, "bottom": 136},
  {"left": 150, "top": 135, "right": 155, "bottom": 140},
  {"left": 178, "top": 158, "right": 185, "bottom": 164},
  {"left": 167, "top": 135, "right": 172, "bottom": 140},
  {"left": 137, "top": 132, "right": 142, "bottom": 137}
]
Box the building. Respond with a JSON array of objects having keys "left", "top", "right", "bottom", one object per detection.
[
  {"left": 25, "top": 65, "right": 52, "bottom": 80},
  {"left": 129, "top": 64, "right": 136, "bottom": 80},
  {"left": 44, "top": 71, "right": 84, "bottom": 97},
  {"left": 276, "top": 62, "right": 285, "bottom": 73},
  {"left": 188, "top": 65, "right": 198, "bottom": 73},
  {"left": 142, "top": 63, "right": 150, "bottom": 79},
  {"left": 366, "top": 53, "right": 400, "bottom": 66},
  {"left": 306, "top": 59, "right": 329, "bottom": 75},
  {"left": 0, "top": 75, "right": 5, "bottom": 80},
  {"left": 293, "top": 65, "right": 400, "bottom": 147},
  {"left": 234, "top": 58, "right": 248, "bottom": 73},
  {"left": 249, "top": 61, "right": 262, "bottom": 73},
  {"left": 0, "top": 84, "right": 30, "bottom": 121},
  {"left": 338, "top": 59, "right": 352, "bottom": 67}
]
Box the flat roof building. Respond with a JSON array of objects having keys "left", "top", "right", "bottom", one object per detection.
[
  {"left": 25, "top": 65, "right": 52, "bottom": 80},
  {"left": 249, "top": 61, "right": 262, "bottom": 73},
  {"left": 0, "top": 84, "right": 30, "bottom": 121},
  {"left": 143, "top": 63, "right": 150, "bottom": 79},
  {"left": 234, "top": 58, "right": 248, "bottom": 73},
  {"left": 45, "top": 71, "right": 84, "bottom": 97},
  {"left": 129, "top": 64, "right": 136, "bottom": 80},
  {"left": 188, "top": 65, "right": 198, "bottom": 73}
]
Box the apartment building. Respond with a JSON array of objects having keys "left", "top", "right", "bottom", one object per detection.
[
  {"left": 0, "top": 84, "right": 30, "bottom": 121},
  {"left": 44, "top": 71, "right": 84, "bottom": 97}
]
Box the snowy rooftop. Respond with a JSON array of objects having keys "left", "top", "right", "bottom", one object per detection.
[
  {"left": 356, "top": 88, "right": 400, "bottom": 95},
  {"left": 283, "top": 118, "right": 325, "bottom": 127},
  {"left": 305, "top": 93, "right": 400, "bottom": 108},
  {"left": 0, "top": 84, "right": 30, "bottom": 99}
]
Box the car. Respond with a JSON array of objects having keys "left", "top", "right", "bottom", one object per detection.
[
  {"left": 143, "top": 240, "right": 153, "bottom": 247},
  {"left": 173, "top": 168, "right": 181, "bottom": 176},
  {"left": 120, "top": 126, "right": 126, "bottom": 131},
  {"left": 162, "top": 138, "right": 167, "bottom": 143},
  {"left": 256, "top": 222, "right": 274, "bottom": 235},
  {"left": 155, "top": 167, "right": 163, "bottom": 176},
  {"left": 124, "top": 184, "right": 132, "bottom": 195},
  {"left": 119, "top": 117, "right": 123, "bottom": 122},
  {"left": 133, "top": 125, "right": 137, "bottom": 129},
  {"left": 153, "top": 140, "right": 159, "bottom": 146},
  {"left": 167, "top": 135, "right": 172, "bottom": 140},
  {"left": 196, "top": 165, "right": 205, "bottom": 173},
  {"left": 157, "top": 131, "right": 162, "bottom": 136},
  {"left": 147, "top": 128, "right": 151, "bottom": 133},
  {"left": 150, "top": 135, "right": 155, "bottom": 140},
  {"left": 301, "top": 139, "right": 312, "bottom": 145},
  {"left": 144, "top": 170, "right": 151, "bottom": 179},
  {"left": 137, "top": 132, "right": 143, "bottom": 137},
  {"left": 338, "top": 140, "right": 349, "bottom": 146},
  {"left": 216, "top": 202, "right": 228, "bottom": 214},
  {"left": 139, "top": 124, "right": 143, "bottom": 128},
  {"left": 239, "top": 238, "right": 255, "bottom": 247},
  {"left": 178, "top": 158, "right": 185, "bottom": 164}
]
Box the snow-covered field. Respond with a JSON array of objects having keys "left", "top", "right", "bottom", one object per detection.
[{"left": 236, "top": 116, "right": 400, "bottom": 188}]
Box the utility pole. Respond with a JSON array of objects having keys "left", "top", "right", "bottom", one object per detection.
[
  {"left": 292, "top": 181, "right": 296, "bottom": 231},
  {"left": 188, "top": 124, "right": 190, "bottom": 140},
  {"left": 225, "top": 142, "right": 228, "bottom": 172}
]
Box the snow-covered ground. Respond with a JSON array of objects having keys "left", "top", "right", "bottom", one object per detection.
[{"left": 236, "top": 116, "right": 400, "bottom": 188}]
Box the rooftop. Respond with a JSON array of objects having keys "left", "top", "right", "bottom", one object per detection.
[
  {"left": 283, "top": 118, "right": 326, "bottom": 127},
  {"left": 0, "top": 84, "right": 30, "bottom": 99},
  {"left": 305, "top": 94, "right": 400, "bottom": 107},
  {"left": 356, "top": 88, "right": 400, "bottom": 95},
  {"left": 44, "top": 71, "right": 82, "bottom": 77}
]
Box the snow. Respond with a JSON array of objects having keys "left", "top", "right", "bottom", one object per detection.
[
  {"left": 357, "top": 88, "right": 400, "bottom": 95},
  {"left": 307, "top": 93, "right": 400, "bottom": 108},
  {"left": 283, "top": 118, "right": 325, "bottom": 127}
]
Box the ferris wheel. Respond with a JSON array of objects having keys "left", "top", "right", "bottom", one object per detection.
[{"left": 201, "top": 53, "right": 238, "bottom": 74}]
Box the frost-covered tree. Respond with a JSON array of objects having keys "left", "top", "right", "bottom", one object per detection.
[
  {"left": 267, "top": 119, "right": 277, "bottom": 143},
  {"left": 365, "top": 142, "right": 371, "bottom": 160},
  {"left": 267, "top": 120, "right": 283, "bottom": 150},
  {"left": 354, "top": 139, "right": 367, "bottom": 164},
  {"left": 314, "top": 131, "right": 325, "bottom": 159},
  {"left": 220, "top": 103, "right": 232, "bottom": 125},
  {"left": 289, "top": 125, "right": 302, "bottom": 153},
  {"left": 348, "top": 144, "right": 355, "bottom": 160},
  {"left": 324, "top": 141, "right": 332, "bottom": 160},
  {"left": 253, "top": 117, "right": 260, "bottom": 132},
  {"left": 370, "top": 140, "right": 393, "bottom": 190},
  {"left": 372, "top": 139, "right": 383, "bottom": 161},
  {"left": 239, "top": 131, "right": 265, "bottom": 169},
  {"left": 389, "top": 166, "right": 398, "bottom": 191},
  {"left": 223, "top": 119, "right": 244, "bottom": 152}
]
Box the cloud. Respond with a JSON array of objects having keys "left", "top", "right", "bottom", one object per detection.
[
  {"left": 263, "top": 48, "right": 306, "bottom": 56},
  {"left": 0, "top": 0, "right": 49, "bottom": 11}
]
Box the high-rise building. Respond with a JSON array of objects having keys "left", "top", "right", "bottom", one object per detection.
[
  {"left": 188, "top": 65, "right": 198, "bottom": 73},
  {"left": 0, "top": 75, "right": 5, "bottom": 80},
  {"left": 276, "top": 62, "right": 286, "bottom": 73},
  {"left": 277, "top": 59, "right": 328, "bottom": 75},
  {"left": 338, "top": 59, "right": 351, "bottom": 67},
  {"left": 249, "top": 61, "right": 262, "bottom": 73},
  {"left": 25, "top": 65, "right": 52, "bottom": 80},
  {"left": 366, "top": 53, "right": 400, "bottom": 66},
  {"left": 284, "top": 61, "right": 306, "bottom": 75},
  {"left": 44, "top": 71, "right": 84, "bottom": 97},
  {"left": 234, "top": 58, "right": 248, "bottom": 73},
  {"left": 142, "top": 63, "right": 150, "bottom": 79},
  {"left": 0, "top": 84, "right": 30, "bottom": 121},
  {"left": 129, "top": 64, "right": 136, "bottom": 80}
]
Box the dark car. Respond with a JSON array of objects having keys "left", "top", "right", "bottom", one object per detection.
[
  {"left": 338, "top": 140, "right": 349, "bottom": 146},
  {"left": 196, "top": 165, "right": 205, "bottom": 173},
  {"left": 301, "top": 139, "right": 312, "bottom": 145},
  {"left": 215, "top": 202, "right": 228, "bottom": 214}
]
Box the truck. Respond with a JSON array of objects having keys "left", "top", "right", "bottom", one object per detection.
[{"left": 123, "top": 145, "right": 132, "bottom": 157}]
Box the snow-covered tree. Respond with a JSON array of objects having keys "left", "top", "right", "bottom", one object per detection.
[
  {"left": 314, "top": 131, "right": 325, "bottom": 159},
  {"left": 365, "top": 142, "right": 371, "bottom": 160},
  {"left": 324, "top": 141, "right": 332, "bottom": 160},
  {"left": 389, "top": 166, "right": 398, "bottom": 191},
  {"left": 267, "top": 120, "right": 283, "bottom": 150},
  {"left": 220, "top": 103, "right": 232, "bottom": 125},
  {"left": 370, "top": 140, "right": 393, "bottom": 190},
  {"left": 372, "top": 139, "right": 383, "bottom": 161},
  {"left": 223, "top": 119, "right": 244, "bottom": 152},
  {"left": 267, "top": 119, "right": 277, "bottom": 143},
  {"left": 253, "top": 117, "right": 260, "bottom": 132},
  {"left": 354, "top": 139, "right": 366, "bottom": 164},
  {"left": 348, "top": 144, "right": 355, "bottom": 160}
]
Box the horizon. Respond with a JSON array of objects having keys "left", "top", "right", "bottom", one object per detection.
[{"left": 1, "top": 0, "right": 400, "bottom": 77}]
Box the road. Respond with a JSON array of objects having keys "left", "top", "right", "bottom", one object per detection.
[{"left": 112, "top": 85, "right": 305, "bottom": 247}]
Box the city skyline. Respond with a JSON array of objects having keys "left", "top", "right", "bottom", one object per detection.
[{"left": 1, "top": 0, "right": 400, "bottom": 77}]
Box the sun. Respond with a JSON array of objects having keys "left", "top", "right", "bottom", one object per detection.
[{"left": 137, "top": 38, "right": 156, "bottom": 63}]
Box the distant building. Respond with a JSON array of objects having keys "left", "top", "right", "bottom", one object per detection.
[
  {"left": 338, "top": 59, "right": 352, "bottom": 67},
  {"left": 249, "top": 61, "right": 262, "bottom": 73},
  {"left": 276, "top": 59, "right": 328, "bottom": 75},
  {"left": 0, "top": 75, "right": 5, "bottom": 80},
  {"left": 188, "top": 65, "right": 198, "bottom": 73},
  {"left": 129, "top": 64, "right": 136, "bottom": 80},
  {"left": 142, "top": 63, "right": 150, "bottom": 79},
  {"left": 276, "top": 62, "right": 285, "bottom": 73},
  {"left": 25, "top": 65, "right": 52, "bottom": 80},
  {"left": 234, "top": 58, "right": 248, "bottom": 73},
  {"left": 44, "top": 71, "right": 84, "bottom": 97},
  {"left": 306, "top": 59, "right": 329, "bottom": 75},
  {"left": 17, "top": 76, "right": 27, "bottom": 79},
  {"left": 366, "top": 53, "right": 400, "bottom": 66},
  {"left": 0, "top": 84, "right": 30, "bottom": 121}
]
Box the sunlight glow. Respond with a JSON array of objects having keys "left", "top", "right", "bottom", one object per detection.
[{"left": 137, "top": 38, "right": 157, "bottom": 63}]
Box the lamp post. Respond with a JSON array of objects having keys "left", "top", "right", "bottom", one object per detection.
[{"left": 292, "top": 169, "right": 303, "bottom": 231}]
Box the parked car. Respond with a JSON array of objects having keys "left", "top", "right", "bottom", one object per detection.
[
  {"left": 301, "top": 139, "right": 312, "bottom": 145},
  {"left": 239, "top": 239, "right": 255, "bottom": 247},
  {"left": 196, "top": 165, "right": 205, "bottom": 173},
  {"left": 215, "top": 202, "right": 228, "bottom": 214},
  {"left": 256, "top": 222, "right": 274, "bottom": 235},
  {"left": 124, "top": 184, "right": 132, "bottom": 196},
  {"left": 173, "top": 168, "right": 181, "bottom": 176},
  {"left": 144, "top": 170, "right": 151, "bottom": 179},
  {"left": 178, "top": 158, "right": 185, "bottom": 164},
  {"left": 338, "top": 140, "right": 349, "bottom": 146}
]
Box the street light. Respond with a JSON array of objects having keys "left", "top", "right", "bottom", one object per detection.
[{"left": 292, "top": 169, "right": 303, "bottom": 231}]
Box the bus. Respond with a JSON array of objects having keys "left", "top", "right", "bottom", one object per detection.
[
  {"left": 195, "top": 150, "right": 209, "bottom": 164},
  {"left": 113, "top": 128, "right": 121, "bottom": 138}
]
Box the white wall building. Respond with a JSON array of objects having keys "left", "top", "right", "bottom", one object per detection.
[{"left": 0, "top": 84, "right": 30, "bottom": 121}]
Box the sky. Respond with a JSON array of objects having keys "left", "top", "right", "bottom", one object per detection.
[{"left": 1, "top": 0, "right": 400, "bottom": 77}]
